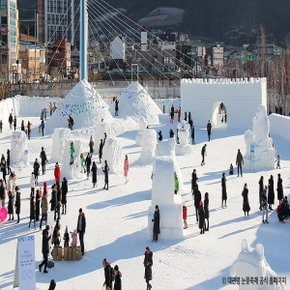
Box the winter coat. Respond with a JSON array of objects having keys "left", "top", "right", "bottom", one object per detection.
[
  {"left": 85, "top": 155, "right": 92, "bottom": 172},
  {"left": 29, "top": 197, "right": 35, "bottom": 220},
  {"left": 42, "top": 228, "right": 51, "bottom": 255},
  {"left": 91, "top": 164, "right": 97, "bottom": 184},
  {"left": 207, "top": 122, "right": 212, "bottom": 135},
  {"left": 33, "top": 161, "right": 40, "bottom": 177},
  {"left": 77, "top": 213, "right": 86, "bottom": 233},
  {"left": 104, "top": 264, "right": 113, "bottom": 288},
  {"left": 258, "top": 177, "right": 264, "bottom": 205},
  {"left": 221, "top": 176, "right": 227, "bottom": 201},
  {"left": 35, "top": 191, "right": 41, "bottom": 220},
  {"left": 182, "top": 206, "right": 187, "bottom": 220},
  {"left": 277, "top": 177, "right": 283, "bottom": 201},
  {"left": 114, "top": 271, "right": 122, "bottom": 290},
  {"left": 123, "top": 158, "right": 129, "bottom": 177},
  {"left": 103, "top": 164, "right": 109, "bottom": 183},
  {"left": 15, "top": 191, "right": 21, "bottom": 214},
  {"left": 0, "top": 184, "right": 5, "bottom": 202},
  {"left": 153, "top": 209, "right": 160, "bottom": 236},
  {"left": 41, "top": 196, "right": 48, "bottom": 214},
  {"left": 236, "top": 151, "right": 244, "bottom": 166},
  {"left": 144, "top": 250, "right": 153, "bottom": 281},
  {"left": 191, "top": 172, "right": 198, "bottom": 191},
  {"left": 204, "top": 196, "right": 209, "bottom": 219},
  {"left": 198, "top": 207, "right": 205, "bottom": 229},
  {"left": 242, "top": 187, "right": 251, "bottom": 213},
  {"left": 61, "top": 179, "right": 68, "bottom": 204},
  {"left": 267, "top": 177, "right": 275, "bottom": 205},
  {"left": 54, "top": 165, "right": 61, "bottom": 183},
  {"left": 89, "top": 140, "right": 94, "bottom": 154},
  {"left": 50, "top": 189, "right": 57, "bottom": 211},
  {"left": 8, "top": 193, "right": 14, "bottom": 214},
  {"left": 193, "top": 189, "right": 202, "bottom": 208},
  {"left": 40, "top": 150, "right": 47, "bottom": 165}
]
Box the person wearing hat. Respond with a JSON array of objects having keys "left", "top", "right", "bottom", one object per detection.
[{"left": 77, "top": 208, "right": 86, "bottom": 255}]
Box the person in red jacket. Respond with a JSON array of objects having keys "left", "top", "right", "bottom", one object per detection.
[
  {"left": 54, "top": 163, "right": 61, "bottom": 186},
  {"left": 182, "top": 205, "right": 188, "bottom": 229}
]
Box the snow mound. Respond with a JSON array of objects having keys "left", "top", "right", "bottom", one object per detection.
[
  {"left": 46, "top": 80, "right": 112, "bottom": 133},
  {"left": 118, "top": 81, "right": 162, "bottom": 125}
]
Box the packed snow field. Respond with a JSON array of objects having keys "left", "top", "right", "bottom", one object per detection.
[{"left": 0, "top": 83, "right": 290, "bottom": 290}]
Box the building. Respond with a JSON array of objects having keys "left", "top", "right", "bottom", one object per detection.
[
  {"left": 37, "top": 0, "right": 79, "bottom": 46},
  {"left": 0, "top": 0, "right": 19, "bottom": 82}
]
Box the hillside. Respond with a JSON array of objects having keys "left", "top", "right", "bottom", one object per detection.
[{"left": 19, "top": 0, "right": 290, "bottom": 44}]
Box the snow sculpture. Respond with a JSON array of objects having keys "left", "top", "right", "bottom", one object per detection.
[
  {"left": 94, "top": 121, "right": 114, "bottom": 146},
  {"left": 10, "top": 131, "right": 28, "bottom": 166},
  {"left": 51, "top": 128, "right": 71, "bottom": 162},
  {"left": 244, "top": 105, "right": 275, "bottom": 171},
  {"left": 148, "top": 139, "right": 184, "bottom": 240},
  {"left": 230, "top": 239, "right": 285, "bottom": 290},
  {"left": 138, "top": 129, "right": 157, "bottom": 165},
  {"left": 62, "top": 139, "right": 81, "bottom": 179},
  {"left": 102, "top": 137, "right": 122, "bottom": 173},
  {"left": 135, "top": 118, "right": 147, "bottom": 146},
  {"left": 176, "top": 120, "right": 193, "bottom": 155}
]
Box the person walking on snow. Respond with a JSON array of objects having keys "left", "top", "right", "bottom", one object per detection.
[
  {"left": 221, "top": 172, "right": 227, "bottom": 208},
  {"left": 61, "top": 177, "right": 68, "bottom": 214},
  {"left": 152, "top": 205, "right": 160, "bottom": 242},
  {"left": 85, "top": 153, "right": 92, "bottom": 179},
  {"left": 258, "top": 176, "right": 264, "bottom": 210},
  {"left": 183, "top": 205, "right": 188, "bottom": 229},
  {"left": 98, "top": 139, "right": 104, "bottom": 164},
  {"left": 123, "top": 155, "right": 129, "bottom": 183},
  {"left": 201, "top": 144, "right": 207, "bottom": 166},
  {"left": 89, "top": 136, "right": 94, "bottom": 154},
  {"left": 261, "top": 186, "right": 269, "bottom": 224},
  {"left": 242, "top": 183, "right": 251, "bottom": 216},
  {"left": 39, "top": 225, "right": 51, "bottom": 273},
  {"left": 198, "top": 201, "right": 206, "bottom": 234},
  {"left": 15, "top": 186, "right": 21, "bottom": 223},
  {"left": 267, "top": 175, "right": 274, "bottom": 210},
  {"left": 77, "top": 208, "right": 86, "bottom": 255},
  {"left": 236, "top": 149, "right": 244, "bottom": 177},
  {"left": 207, "top": 120, "right": 212, "bottom": 141},
  {"left": 54, "top": 163, "right": 61, "bottom": 186},
  {"left": 33, "top": 158, "right": 40, "bottom": 185},
  {"left": 80, "top": 153, "right": 86, "bottom": 173},
  {"left": 204, "top": 192, "right": 209, "bottom": 231},
  {"left": 277, "top": 173, "right": 283, "bottom": 203},
  {"left": 144, "top": 247, "right": 153, "bottom": 290},
  {"left": 69, "top": 142, "right": 75, "bottom": 165},
  {"left": 102, "top": 160, "right": 109, "bottom": 190},
  {"left": 40, "top": 147, "right": 48, "bottom": 175},
  {"left": 91, "top": 161, "right": 97, "bottom": 188}
]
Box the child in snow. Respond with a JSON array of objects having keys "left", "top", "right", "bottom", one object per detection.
[
  {"left": 71, "top": 230, "right": 77, "bottom": 247},
  {"left": 182, "top": 205, "right": 188, "bottom": 229}
]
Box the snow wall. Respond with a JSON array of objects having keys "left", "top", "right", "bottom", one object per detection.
[
  {"left": 181, "top": 78, "right": 267, "bottom": 130},
  {"left": 269, "top": 113, "right": 290, "bottom": 142}
]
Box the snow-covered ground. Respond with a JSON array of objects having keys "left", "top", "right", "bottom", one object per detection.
[{"left": 0, "top": 89, "right": 289, "bottom": 290}]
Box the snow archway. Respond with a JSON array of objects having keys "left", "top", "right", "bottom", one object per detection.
[{"left": 211, "top": 101, "right": 227, "bottom": 128}]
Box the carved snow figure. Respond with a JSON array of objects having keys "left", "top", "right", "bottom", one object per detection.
[
  {"left": 230, "top": 239, "right": 285, "bottom": 290},
  {"left": 62, "top": 139, "right": 81, "bottom": 179},
  {"left": 10, "top": 131, "right": 28, "bottom": 166},
  {"left": 135, "top": 118, "right": 147, "bottom": 146},
  {"left": 51, "top": 128, "right": 71, "bottom": 163},
  {"left": 138, "top": 129, "right": 157, "bottom": 165},
  {"left": 244, "top": 105, "right": 275, "bottom": 171},
  {"left": 102, "top": 137, "right": 122, "bottom": 173},
  {"left": 176, "top": 120, "right": 193, "bottom": 155}
]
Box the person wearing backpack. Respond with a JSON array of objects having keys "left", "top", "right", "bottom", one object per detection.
[{"left": 103, "top": 258, "right": 114, "bottom": 290}]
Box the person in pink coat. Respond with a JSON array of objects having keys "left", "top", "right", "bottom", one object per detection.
[
  {"left": 54, "top": 163, "right": 61, "bottom": 186},
  {"left": 123, "top": 155, "right": 129, "bottom": 183}
]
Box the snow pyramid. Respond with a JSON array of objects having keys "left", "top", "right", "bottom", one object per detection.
[
  {"left": 230, "top": 239, "right": 285, "bottom": 290},
  {"left": 46, "top": 80, "right": 112, "bottom": 133},
  {"left": 118, "top": 81, "right": 162, "bottom": 125}
]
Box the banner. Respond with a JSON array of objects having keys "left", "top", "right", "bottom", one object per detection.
[{"left": 14, "top": 236, "right": 36, "bottom": 290}]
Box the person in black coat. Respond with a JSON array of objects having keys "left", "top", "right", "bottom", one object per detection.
[
  {"left": 193, "top": 185, "right": 202, "bottom": 222},
  {"left": 191, "top": 125, "right": 195, "bottom": 144},
  {"left": 33, "top": 158, "right": 40, "bottom": 185},
  {"left": 103, "top": 258, "right": 114, "bottom": 290},
  {"left": 201, "top": 144, "right": 206, "bottom": 166},
  {"left": 77, "top": 208, "right": 86, "bottom": 255},
  {"left": 7, "top": 191, "right": 15, "bottom": 220},
  {"left": 61, "top": 177, "right": 68, "bottom": 214},
  {"left": 15, "top": 186, "right": 21, "bottom": 223},
  {"left": 204, "top": 192, "right": 209, "bottom": 231},
  {"left": 6, "top": 149, "right": 10, "bottom": 175},
  {"left": 207, "top": 120, "right": 212, "bottom": 141},
  {"left": 99, "top": 139, "right": 104, "bottom": 164},
  {"left": 91, "top": 161, "right": 97, "bottom": 188},
  {"left": 144, "top": 247, "right": 153, "bottom": 290},
  {"left": 198, "top": 201, "right": 205, "bottom": 234},
  {"left": 258, "top": 176, "right": 264, "bottom": 210},
  {"left": 267, "top": 175, "right": 274, "bottom": 210},
  {"left": 191, "top": 169, "right": 198, "bottom": 193},
  {"left": 40, "top": 147, "right": 48, "bottom": 175},
  {"left": 50, "top": 185, "right": 57, "bottom": 221},
  {"left": 277, "top": 173, "right": 283, "bottom": 203},
  {"left": 29, "top": 194, "right": 36, "bottom": 228},
  {"left": 157, "top": 130, "right": 163, "bottom": 141},
  {"left": 85, "top": 153, "right": 92, "bottom": 179},
  {"left": 102, "top": 160, "right": 109, "bottom": 190},
  {"left": 113, "top": 265, "right": 122, "bottom": 290},
  {"left": 39, "top": 225, "right": 51, "bottom": 273},
  {"left": 35, "top": 189, "right": 41, "bottom": 222},
  {"left": 221, "top": 172, "right": 227, "bottom": 208},
  {"left": 0, "top": 154, "right": 7, "bottom": 185},
  {"left": 242, "top": 183, "right": 250, "bottom": 216},
  {"left": 169, "top": 128, "right": 174, "bottom": 138},
  {"left": 114, "top": 98, "right": 119, "bottom": 116},
  {"left": 152, "top": 205, "right": 160, "bottom": 242}
]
